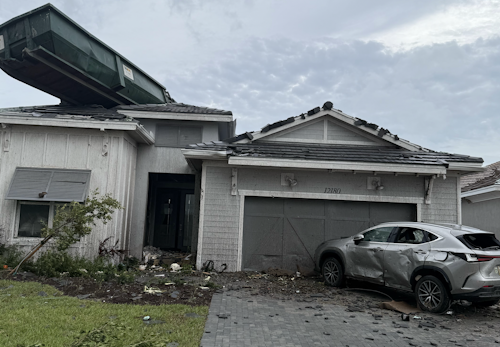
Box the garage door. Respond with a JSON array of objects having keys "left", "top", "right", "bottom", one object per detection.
[{"left": 242, "top": 197, "right": 416, "bottom": 273}]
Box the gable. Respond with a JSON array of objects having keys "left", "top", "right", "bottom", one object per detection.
[{"left": 261, "top": 117, "right": 391, "bottom": 146}]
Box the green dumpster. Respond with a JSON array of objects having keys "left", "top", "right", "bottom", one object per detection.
[{"left": 0, "top": 3, "right": 174, "bottom": 107}]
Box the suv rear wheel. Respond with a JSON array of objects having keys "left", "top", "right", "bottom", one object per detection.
[
  {"left": 322, "top": 257, "right": 343, "bottom": 287},
  {"left": 415, "top": 275, "right": 450, "bottom": 313}
]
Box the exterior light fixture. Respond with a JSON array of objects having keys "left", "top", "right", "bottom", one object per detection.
[{"left": 285, "top": 176, "right": 298, "bottom": 187}]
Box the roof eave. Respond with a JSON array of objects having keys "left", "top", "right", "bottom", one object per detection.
[
  {"left": 117, "top": 110, "right": 233, "bottom": 122},
  {"left": 227, "top": 157, "right": 447, "bottom": 175},
  {"left": 462, "top": 184, "right": 500, "bottom": 203},
  {"left": 181, "top": 149, "right": 230, "bottom": 160},
  {"left": 0, "top": 113, "right": 154, "bottom": 144}
]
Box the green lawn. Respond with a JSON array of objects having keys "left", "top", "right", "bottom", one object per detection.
[{"left": 0, "top": 280, "right": 208, "bottom": 347}]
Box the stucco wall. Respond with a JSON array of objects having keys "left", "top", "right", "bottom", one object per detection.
[
  {"left": 197, "top": 162, "right": 460, "bottom": 271},
  {"left": 0, "top": 125, "right": 137, "bottom": 258},
  {"left": 462, "top": 198, "right": 500, "bottom": 236}
]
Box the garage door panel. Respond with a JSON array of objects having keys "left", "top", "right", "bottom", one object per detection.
[
  {"left": 285, "top": 217, "right": 324, "bottom": 260},
  {"left": 245, "top": 197, "right": 283, "bottom": 215},
  {"left": 243, "top": 197, "right": 416, "bottom": 273},
  {"left": 286, "top": 198, "right": 325, "bottom": 216},
  {"left": 325, "top": 220, "right": 370, "bottom": 240},
  {"left": 327, "top": 201, "right": 370, "bottom": 219},
  {"left": 283, "top": 254, "right": 315, "bottom": 275}
]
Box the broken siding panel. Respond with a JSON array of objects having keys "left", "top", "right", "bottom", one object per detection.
[
  {"left": 201, "top": 165, "right": 240, "bottom": 271},
  {"left": 421, "top": 177, "right": 458, "bottom": 223}
]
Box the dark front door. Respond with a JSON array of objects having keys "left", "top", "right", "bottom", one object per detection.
[{"left": 147, "top": 173, "right": 196, "bottom": 251}]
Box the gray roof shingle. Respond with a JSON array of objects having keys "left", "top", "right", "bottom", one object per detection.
[
  {"left": 115, "top": 103, "right": 232, "bottom": 115},
  {"left": 186, "top": 141, "right": 483, "bottom": 166}
]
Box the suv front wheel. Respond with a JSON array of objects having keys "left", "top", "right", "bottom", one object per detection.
[
  {"left": 415, "top": 275, "right": 450, "bottom": 313},
  {"left": 322, "top": 257, "right": 343, "bottom": 287}
]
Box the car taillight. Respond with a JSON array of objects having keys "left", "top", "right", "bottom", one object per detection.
[{"left": 453, "top": 253, "right": 500, "bottom": 262}]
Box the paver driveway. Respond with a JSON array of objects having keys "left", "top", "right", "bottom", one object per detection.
[{"left": 201, "top": 292, "right": 500, "bottom": 347}]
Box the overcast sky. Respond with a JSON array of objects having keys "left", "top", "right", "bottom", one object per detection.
[{"left": 1, "top": 0, "right": 499, "bottom": 164}]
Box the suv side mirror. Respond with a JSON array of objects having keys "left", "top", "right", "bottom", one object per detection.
[{"left": 353, "top": 234, "right": 364, "bottom": 244}]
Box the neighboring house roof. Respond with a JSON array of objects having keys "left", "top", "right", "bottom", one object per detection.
[
  {"left": 460, "top": 161, "right": 500, "bottom": 189},
  {"left": 462, "top": 169, "right": 500, "bottom": 193},
  {"left": 115, "top": 103, "right": 232, "bottom": 115}
]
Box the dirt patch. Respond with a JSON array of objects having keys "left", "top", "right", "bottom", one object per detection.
[{"left": 5, "top": 269, "right": 500, "bottom": 324}]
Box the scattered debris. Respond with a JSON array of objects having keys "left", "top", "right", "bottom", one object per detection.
[
  {"left": 144, "top": 286, "right": 164, "bottom": 294},
  {"left": 170, "top": 263, "right": 182, "bottom": 272},
  {"left": 379, "top": 301, "right": 420, "bottom": 314}
]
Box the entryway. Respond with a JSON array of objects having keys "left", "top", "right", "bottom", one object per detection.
[{"left": 145, "top": 173, "right": 195, "bottom": 251}]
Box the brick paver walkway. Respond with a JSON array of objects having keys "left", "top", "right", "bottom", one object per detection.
[{"left": 201, "top": 292, "right": 499, "bottom": 347}]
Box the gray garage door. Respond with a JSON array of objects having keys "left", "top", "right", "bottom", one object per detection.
[{"left": 242, "top": 197, "right": 416, "bottom": 274}]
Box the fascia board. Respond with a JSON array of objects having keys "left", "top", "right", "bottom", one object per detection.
[
  {"left": 117, "top": 110, "right": 233, "bottom": 122},
  {"left": 227, "top": 157, "right": 447, "bottom": 175},
  {"left": 0, "top": 113, "right": 154, "bottom": 144},
  {"left": 236, "top": 110, "right": 423, "bottom": 151},
  {"left": 181, "top": 149, "right": 229, "bottom": 160},
  {"left": 461, "top": 185, "right": 500, "bottom": 199},
  {"left": 447, "top": 163, "right": 484, "bottom": 172}
]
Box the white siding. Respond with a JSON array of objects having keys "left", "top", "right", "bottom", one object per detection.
[{"left": 0, "top": 125, "right": 137, "bottom": 258}]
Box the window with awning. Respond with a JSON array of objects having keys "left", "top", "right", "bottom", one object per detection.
[{"left": 6, "top": 168, "right": 91, "bottom": 202}]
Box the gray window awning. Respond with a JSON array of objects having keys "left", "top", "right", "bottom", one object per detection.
[{"left": 6, "top": 168, "right": 91, "bottom": 202}]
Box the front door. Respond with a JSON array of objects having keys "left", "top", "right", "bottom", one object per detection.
[
  {"left": 153, "top": 189, "right": 194, "bottom": 250},
  {"left": 383, "top": 227, "right": 431, "bottom": 290},
  {"left": 345, "top": 226, "right": 394, "bottom": 284}
]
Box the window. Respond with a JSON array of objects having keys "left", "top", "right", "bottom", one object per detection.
[
  {"left": 362, "top": 227, "right": 393, "bottom": 242},
  {"left": 16, "top": 201, "right": 65, "bottom": 238},
  {"left": 155, "top": 125, "right": 202, "bottom": 147},
  {"left": 396, "top": 228, "right": 426, "bottom": 244}
]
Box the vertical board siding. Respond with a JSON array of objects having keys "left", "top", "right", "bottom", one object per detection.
[
  {"left": 0, "top": 126, "right": 138, "bottom": 259},
  {"left": 462, "top": 198, "right": 500, "bottom": 237},
  {"left": 200, "top": 165, "right": 240, "bottom": 271}
]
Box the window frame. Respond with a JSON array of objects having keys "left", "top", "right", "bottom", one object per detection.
[{"left": 15, "top": 201, "right": 59, "bottom": 239}]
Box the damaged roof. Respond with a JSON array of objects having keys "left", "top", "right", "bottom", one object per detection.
[
  {"left": 225, "top": 101, "right": 422, "bottom": 151},
  {"left": 115, "top": 103, "right": 232, "bottom": 115},
  {"left": 186, "top": 141, "right": 483, "bottom": 167},
  {"left": 0, "top": 102, "right": 233, "bottom": 120},
  {"left": 0, "top": 104, "right": 127, "bottom": 121}
]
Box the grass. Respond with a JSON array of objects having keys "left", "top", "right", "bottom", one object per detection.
[{"left": 0, "top": 280, "right": 208, "bottom": 347}]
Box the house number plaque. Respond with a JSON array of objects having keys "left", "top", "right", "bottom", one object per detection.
[{"left": 324, "top": 188, "right": 341, "bottom": 194}]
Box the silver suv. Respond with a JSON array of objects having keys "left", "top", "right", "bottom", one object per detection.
[{"left": 314, "top": 222, "right": 500, "bottom": 313}]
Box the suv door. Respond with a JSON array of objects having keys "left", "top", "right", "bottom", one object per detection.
[
  {"left": 345, "top": 226, "right": 394, "bottom": 284},
  {"left": 383, "top": 227, "right": 432, "bottom": 290}
]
